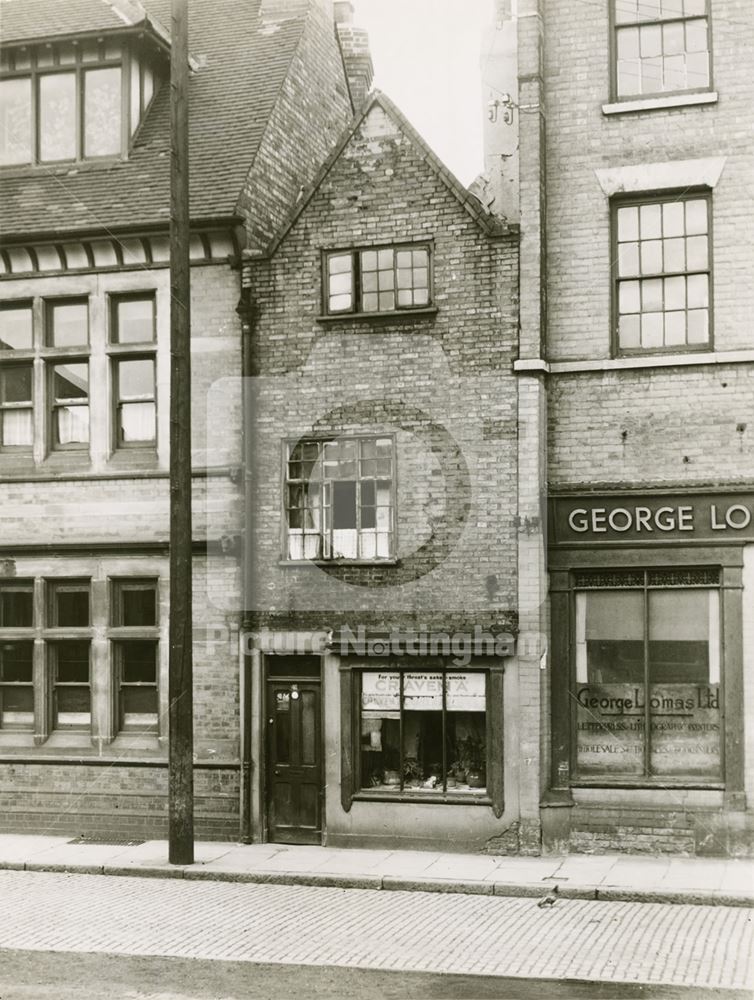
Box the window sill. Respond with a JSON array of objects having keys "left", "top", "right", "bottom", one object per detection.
[
  {"left": 602, "top": 91, "right": 718, "bottom": 116},
  {"left": 514, "top": 349, "right": 754, "bottom": 375},
  {"left": 278, "top": 559, "right": 399, "bottom": 568},
  {"left": 316, "top": 307, "right": 438, "bottom": 324},
  {"left": 571, "top": 778, "right": 724, "bottom": 790},
  {"left": 355, "top": 788, "right": 491, "bottom": 806}
]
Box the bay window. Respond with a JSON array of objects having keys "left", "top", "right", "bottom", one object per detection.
[{"left": 573, "top": 569, "right": 721, "bottom": 782}]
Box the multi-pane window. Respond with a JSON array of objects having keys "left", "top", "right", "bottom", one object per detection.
[
  {"left": 0, "top": 574, "right": 161, "bottom": 741},
  {"left": 360, "top": 670, "right": 488, "bottom": 795},
  {"left": 111, "top": 580, "right": 159, "bottom": 733},
  {"left": 0, "top": 38, "right": 159, "bottom": 166},
  {"left": 573, "top": 569, "right": 721, "bottom": 782},
  {"left": 325, "top": 245, "right": 431, "bottom": 315},
  {"left": 0, "top": 292, "right": 159, "bottom": 457},
  {"left": 613, "top": 0, "right": 710, "bottom": 99},
  {"left": 46, "top": 299, "right": 90, "bottom": 449},
  {"left": 0, "top": 581, "right": 34, "bottom": 731},
  {"left": 111, "top": 295, "right": 156, "bottom": 447},
  {"left": 614, "top": 194, "right": 710, "bottom": 353},
  {"left": 0, "top": 303, "right": 33, "bottom": 450},
  {"left": 286, "top": 437, "right": 394, "bottom": 561}
]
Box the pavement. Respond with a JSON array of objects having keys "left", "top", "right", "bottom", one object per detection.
[
  {"left": 0, "top": 833, "right": 752, "bottom": 907},
  {"left": 1, "top": 868, "right": 752, "bottom": 993}
]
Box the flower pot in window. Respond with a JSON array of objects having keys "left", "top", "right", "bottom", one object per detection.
[{"left": 466, "top": 768, "right": 486, "bottom": 788}]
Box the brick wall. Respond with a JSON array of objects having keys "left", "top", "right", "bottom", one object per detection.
[
  {"left": 247, "top": 103, "right": 519, "bottom": 635},
  {"left": 543, "top": 0, "right": 754, "bottom": 364},
  {"left": 240, "top": 0, "right": 352, "bottom": 250}
]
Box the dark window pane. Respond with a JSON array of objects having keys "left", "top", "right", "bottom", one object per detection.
[
  {"left": 122, "top": 686, "right": 157, "bottom": 717},
  {"left": 50, "top": 303, "right": 88, "bottom": 347},
  {"left": 332, "top": 481, "right": 357, "bottom": 529},
  {"left": 0, "top": 588, "right": 33, "bottom": 627},
  {"left": 84, "top": 67, "right": 121, "bottom": 157},
  {"left": 114, "top": 298, "right": 154, "bottom": 343},
  {"left": 55, "top": 641, "right": 89, "bottom": 682},
  {"left": 0, "top": 641, "right": 33, "bottom": 681},
  {"left": 121, "top": 641, "right": 156, "bottom": 683},
  {"left": 55, "top": 589, "right": 89, "bottom": 627},
  {"left": 2, "top": 366, "right": 32, "bottom": 404},
  {"left": 266, "top": 655, "right": 321, "bottom": 678},
  {"left": 55, "top": 685, "right": 90, "bottom": 723},
  {"left": 121, "top": 588, "right": 156, "bottom": 626},
  {"left": 53, "top": 363, "right": 89, "bottom": 400},
  {"left": 0, "top": 306, "right": 33, "bottom": 350}
]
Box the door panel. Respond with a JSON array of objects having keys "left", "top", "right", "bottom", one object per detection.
[{"left": 266, "top": 681, "right": 322, "bottom": 844}]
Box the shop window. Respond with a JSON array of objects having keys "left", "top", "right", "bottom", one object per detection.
[
  {"left": 359, "top": 670, "right": 488, "bottom": 795},
  {"left": 614, "top": 194, "right": 711, "bottom": 354},
  {"left": 285, "top": 437, "right": 394, "bottom": 561},
  {"left": 613, "top": 0, "right": 711, "bottom": 100},
  {"left": 573, "top": 569, "right": 721, "bottom": 782},
  {"left": 324, "top": 245, "right": 431, "bottom": 315}
]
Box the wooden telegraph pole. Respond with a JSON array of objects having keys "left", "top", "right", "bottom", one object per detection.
[{"left": 168, "top": 0, "right": 194, "bottom": 865}]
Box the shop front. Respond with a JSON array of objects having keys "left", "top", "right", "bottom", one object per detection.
[
  {"left": 544, "top": 490, "right": 754, "bottom": 857},
  {"left": 246, "top": 628, "right": 525, "bottom": 853}
]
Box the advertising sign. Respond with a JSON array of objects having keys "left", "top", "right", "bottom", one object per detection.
[{"left": 361, "top": 671, "right": 486, "bottom": 713}]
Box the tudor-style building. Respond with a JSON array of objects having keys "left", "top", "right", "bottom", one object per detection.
[
  {"left": 482, "top": 0, "right": 754, "bottom": 856},
  {"left": 242, "top": 91, "right": 535, "bottom": 853},
  {"left": 0, "top": 0, "right": 354, "bottom": 839}
]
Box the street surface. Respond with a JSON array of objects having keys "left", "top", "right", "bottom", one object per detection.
[
  {"left": 1, "top": 949, "right": 748, "bottom": 1000},
  {"left": 0, "top": 870, "right": 751, "bottom": 998}
]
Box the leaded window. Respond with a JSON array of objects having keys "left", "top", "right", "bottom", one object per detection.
[{"left": 325, "top": 245, "right": 431, "bottom": 315}]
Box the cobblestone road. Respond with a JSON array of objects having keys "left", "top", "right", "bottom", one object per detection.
[{"left": 1, "top": 871, "right": 751, "bottom": 991}]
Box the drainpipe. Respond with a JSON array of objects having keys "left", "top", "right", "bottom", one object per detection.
[{"left": 237, "top": 251, "right": 259, "bottom": 844}]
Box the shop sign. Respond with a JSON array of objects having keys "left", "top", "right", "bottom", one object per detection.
[
  {"left": 361, "top": 671, "right": 486, "bottom": 712},
  {"left": 550, "top": 492, "right": 754, "bottom": 545},
  {"left": 575, "top": 683, "right": 721, "bottom": 779}
]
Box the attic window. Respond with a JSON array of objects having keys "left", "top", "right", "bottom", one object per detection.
[
  {"left": 324, "top": 245, "right": 432, "bottom": 315},
  {"left": 0, "top": 38, "right": 159, "bottom": 166}
]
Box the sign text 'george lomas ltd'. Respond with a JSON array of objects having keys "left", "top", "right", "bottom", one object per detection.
[{"left": 551, "top": 492, "right": 754, "bottom": 545}]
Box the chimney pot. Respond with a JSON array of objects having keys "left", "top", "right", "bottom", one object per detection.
[{"left": 333, "top": 1, "right": 354, "bottom": 25}]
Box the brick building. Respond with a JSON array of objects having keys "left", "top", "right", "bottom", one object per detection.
[
  {"left": 482, "top": 0, "right": 754, "bottom": 855},
  {"left": 0, "top": 0, "right": 353, "bottom": 839},
  {"left": 242, "top": 85, "right": 539, "bottom": 852}
]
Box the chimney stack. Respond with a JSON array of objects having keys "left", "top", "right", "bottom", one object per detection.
[{"left": 333, "top": 1, "right": 374, "bottom": 108}]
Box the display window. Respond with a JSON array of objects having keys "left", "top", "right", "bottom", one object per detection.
[
  {"left": 572, "top": 568, "right": 721, "bottom": 782},
  {"left": 358, "top": 669, "right": 488, "bottom": 795}
]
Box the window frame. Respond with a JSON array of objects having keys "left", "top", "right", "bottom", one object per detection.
[
  {"left": 356, "top": 666, "right": 491, "bottom": 799},
  {"left": 49, "top": 638, "right": 91, "bottom": 732},
  {"left": 0, "top": 35, "right": 158, "bottom": 167},
  {"left": 569, "top": 567, "right": 723, "bottom": 788},
  {"left": 322, "top": 242, "right": 434, "bottom": 317},
  {"left": 611, "top": 189, "right": 713, "bottom": 357},
  {"left": 282, "top": 434, "right": 397, "bottom": 564},
  {"left": 110, "top": 579, "right": 159, "bottom": 736},
  {"left": 0, "top": 639, "right": 35, "bottom": 732},
  {"left": 609, "top": 0, "right": 714, "bottom": 104},
  {"left": 108, "top": 293, "right": 157, "bottom": 451}
]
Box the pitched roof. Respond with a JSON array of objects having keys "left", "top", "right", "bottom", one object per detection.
[
  {"left": 0, "top": 0, "right": 317, "bottom": 239},
  {"left": 263, "top": 90, "right": 514, "bottom": 257}
]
